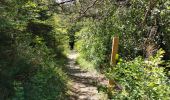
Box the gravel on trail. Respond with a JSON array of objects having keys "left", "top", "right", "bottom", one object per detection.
[{"left": 66, "top": 51, "right": 108, "bottom": 100}]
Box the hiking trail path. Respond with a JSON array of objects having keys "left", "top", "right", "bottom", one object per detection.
[{"left": 66, "top": 51, "right": 108, "bottom": 100}]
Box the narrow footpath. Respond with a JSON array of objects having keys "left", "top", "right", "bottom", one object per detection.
[{"left": 66, "top": 51, "right": 108, "bottom": 100}]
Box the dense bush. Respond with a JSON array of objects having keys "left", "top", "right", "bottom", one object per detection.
[
  {"left": 11, "top": 43, "right": 68, "bottom": 99},
  {"left": 76, "top": 0, "right": 170, "bottom": 70},
  {"left": 0, "top": 0, "right": 69, "bottom": 99},
  {"left": 106, "top": 49, "right": 170, "bottom": 99},
  {"left": 76, "top": 19, "right": 114, "bottom": 69}
]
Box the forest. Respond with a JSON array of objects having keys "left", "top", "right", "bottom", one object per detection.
[{"left": 0, "top": 0, "right": 170, "bottom": 100}]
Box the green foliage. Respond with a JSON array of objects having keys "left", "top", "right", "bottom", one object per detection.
[
  {"left": 0, "top": 0, "right": 170, "bottom": 99},
  {"left": 11, "top": 38, "right": 69, "bottom": 99},
  {"left": 24, "top": 68, "right": 67, "bottom": 100},
  {"left": 0, "top": 0, "right": 69, "bottom": 99},
  {"left": 106, "top": 49, "right": 170, "bottom": 99},
  {"left": 75, "top": 0, "right": 170, "bottom": 72},
  {"left": 76, "top": 56, "right": 96, "bottom": 71},
  {"left": 76, "top": 19, "right": 113, "bottom": 69}
]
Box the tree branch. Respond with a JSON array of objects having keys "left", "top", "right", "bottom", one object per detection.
[
  {"left": 74, "top": 0, "right": 100, "bottom": 21},
  {"left": 56, "top": 0, "right": 75, "bottom": 4}
]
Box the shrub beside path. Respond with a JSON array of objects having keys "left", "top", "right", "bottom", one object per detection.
[{"left": 66, "top": 51, "right": 108, "bottom": 100}]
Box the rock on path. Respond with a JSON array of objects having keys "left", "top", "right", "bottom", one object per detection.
[{"left": 66, "top": 51, "right": 108, "bottom": 100}]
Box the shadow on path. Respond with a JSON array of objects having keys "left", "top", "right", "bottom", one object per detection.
[{"left": 66, "top": 51, "right": 108, "bottom": 100}]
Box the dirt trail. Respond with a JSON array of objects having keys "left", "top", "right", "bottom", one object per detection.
[{"left": 66, "top": 51, "right": 108, "bottom": 100}]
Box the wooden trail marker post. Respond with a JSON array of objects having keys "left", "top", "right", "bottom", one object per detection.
[
  {"left": 110, "top": 37, "right": 119, "bottom": 66},
  {"left": 109, "top": 37, "right": 119, "bottom": 89}
]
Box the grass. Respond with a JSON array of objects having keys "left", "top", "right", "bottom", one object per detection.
[{"left": 76, "top": 55, "right": 97, "bottom": 73}]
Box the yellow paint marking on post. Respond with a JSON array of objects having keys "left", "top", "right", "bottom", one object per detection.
[{"left": 109, "top": 36, "right": 119, "bottom": 90}]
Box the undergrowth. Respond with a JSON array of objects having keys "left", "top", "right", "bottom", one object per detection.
[
  {"left": 76, "top": 55, "right": 97, "bottom": 72},
  {"left": 103, "top": 49, "right": 170, "bottom": 100},
  {"left": 12, "top": 43, "right": 69, "bottom": 100}
]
